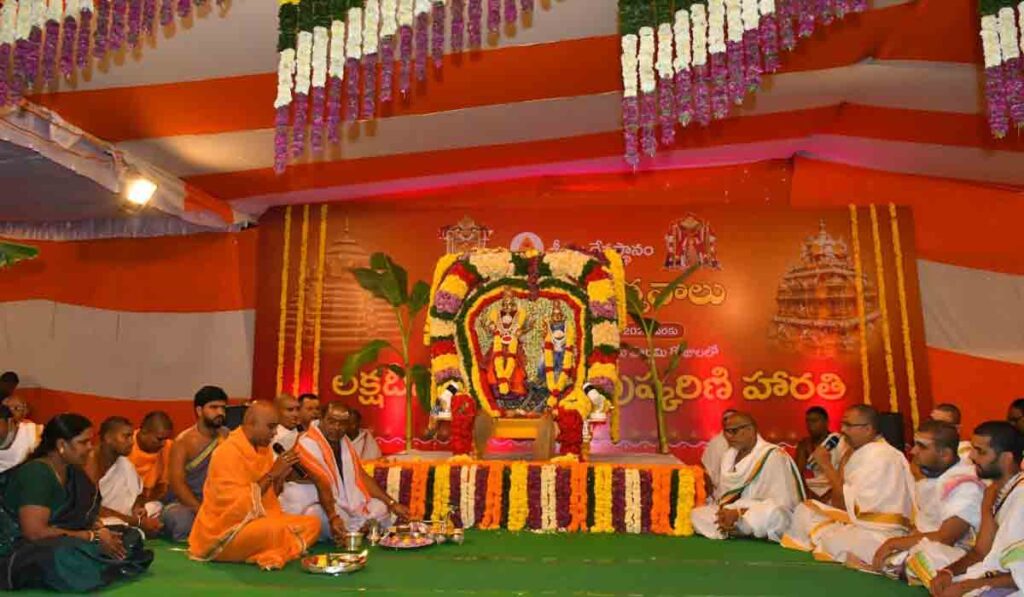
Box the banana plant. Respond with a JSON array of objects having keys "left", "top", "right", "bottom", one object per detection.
[
  {"left": 0, "top": 242, "right": 39, "bottom": 269},
  {"left": 340, "top": 253, "right": 432, "bottom": 452},
  {"left": 623, "top": 265, "right": 697, "bottom": 454}
]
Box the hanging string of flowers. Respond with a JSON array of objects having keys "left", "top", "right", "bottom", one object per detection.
[
  {"left": 272, "top": 0, "right": 540, "bottom": 171},
  {"left": 616, "top": 0, "right": 866, "bottom": 166},
  {"left": 979, "top": 1, "right": 1024, "bottom": 138}
]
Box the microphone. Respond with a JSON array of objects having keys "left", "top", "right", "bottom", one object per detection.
[
  {"left": 272, "top": 443, "right": 307, "bottom": 479},
  {"left": 823, "top": 433, "right": 841, "bottom": 451}
]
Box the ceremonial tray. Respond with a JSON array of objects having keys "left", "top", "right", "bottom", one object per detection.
[{"left": 301, "top": 551, "right": 368, "bottom": 575}]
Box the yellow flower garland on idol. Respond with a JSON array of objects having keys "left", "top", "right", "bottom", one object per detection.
[
  {"left": 431, "top": 464, "right": 451, "bottom": 521},
  {"left": 506, "top": 462, "right": 530, "bottom": 532}
]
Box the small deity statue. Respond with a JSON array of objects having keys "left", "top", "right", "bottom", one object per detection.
[
  {"left": 537, "top": 307, "right": 576, "bottom": 401},
  {"left": 484, "top": 290, "right": 530, "bottom": 401}
]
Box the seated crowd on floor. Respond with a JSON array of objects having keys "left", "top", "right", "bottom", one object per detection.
[{"left": 1, "top": 368, "right": 1022, "bottom": 595}]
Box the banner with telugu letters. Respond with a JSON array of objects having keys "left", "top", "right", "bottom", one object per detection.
[{"left": 253, "top": 203, "right": 930, "bottom": 454}]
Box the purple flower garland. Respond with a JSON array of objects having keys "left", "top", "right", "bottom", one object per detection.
[
  {"left": 93, "top": 0, "right": 111, "bottom": 58},
  {"left": 777, "top": 0, "right": 796, "bottom": 51},
  {"left": 639, "top": 90, "right": 657, "bottom": 156},
  {"left": 110, "top": 0, "right": 127, "bottom": 51},
  {"left": 1004, "top": 58, "right": 1024, "bottom": 129},
  {"left": 503, "top": 0, "right": 516, "bottom": 25},
  {"left": 726, "top": 39, "right": 744, "bottom": 105},
  {"left": 399, "top": 467, "right": 413, "bottom": 507},
  {"left": 26, "top": 26, "right": 42, "bottom": 86},
  {"left": 474, "top": 465, "right": 489, "bottom": 524},
  {"left": 640, "top": 469, "right": 652, "bottom": 533},
  {"left": 291, "top": 92, "right": 308, "bottom": 157},
  {"left": 142, "top": 0, "right": 157, "bottom": 33},
  {"left": 0, "top": 44, "right": 9, "bottom": 105},
  {"left": 468, "top": 0, "right": 482, "bottom": 47},
  {"left": 380, "top": 36, "right": 395, "bottom": 102},
  {"left": 817, "top": 0, "right": 833, "bottom": 27},
  {"left": 327, "top": 75, "right": 342, "bottom": 142},
  {"left": 76, "top": 9, "right": 92, "bottom": 69},
  {"left": 658, "top": 78, "right": 675, "bottom": 146},
  {"left": 177, "top": 0, "right": 192, "bottom": 20},
  {"left": 797, "top": 0, "right": 815, "bottom": 38},
  {"left": 398, "top": 24, "right": 413, "bottom": 96},
  {"left": 160, "top": 0, "right": 173, "bottom": 26},
  {"left": 486, "top": 0, "right": 499, "bottom": 34},
  {"left": 42, "top": 20, "right": 60, "bottom": 84},
  {"left": 709, "top": 51, "right": 728, "bottom": 119},
  {"left": 431, "top": 1, "right": 445, "bottom": 69},
  {"left": 611, "top": 467, "right": 626, "bottom": 533},
  {"left": 984, "top": 63, "right": 1009, "bottom": 139},
  {"left": 10, "top": 39, "right": 26, "bottom": 104},
  {"left": 527, "top": 466, "right": 542, "bottom": 529},
  {"left": 621, "top": 95, "right": 640, "bottom": 169},
  {"left": 414, "top": 11, "right": 428, "bottom": 81},
  {"left": 127, "top": 0, "right": 144, "bottom": 47},
  {"left": 675, "top": 68, "right": 693, "bottom": 126},
  {"left": 519, "top": 0, "right": 533, "bottom": 12},
  {"left": 556, "top": 466, "right": 572, "bottom": 529},
  {"left": 449, "top": 466, "right": 463, "bottom": 527},
  {"left": 273, "top": 104, "right": 290, "bottom": 173},
  {"left": 760, "top": 13, "right": 780, "bottom": 73},
  {"left": 743, "top": 28, "right": 761, "bottom": 92},
  {"left": 344, "top": 56, "right": 359, "bottom": 121},
  {"left": 310, "top": 85, "right": 326, "bottom": 152},
  {"left": 450, "top": 0, "right": 465, "bottom": 52},
  {"left": 361, "top": 52, "right": 378, "bottom": 119}
]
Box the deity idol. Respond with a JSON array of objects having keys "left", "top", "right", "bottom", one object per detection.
[
  {"left": 537, "top": 307, "right": 576, "bottom": 400},
  {"left": 484, "top": 290, "right": 530, "bottom": 401}
]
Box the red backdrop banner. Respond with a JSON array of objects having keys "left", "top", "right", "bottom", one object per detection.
[{"left": 253, "top": 201, "right": 930, "bottom": 458}]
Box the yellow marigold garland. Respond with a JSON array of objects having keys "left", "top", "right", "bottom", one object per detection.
[
  {"left": 889, "top": 203, "right": 919, "bottom": 429},
  {"left": 672, "top": 468, "right": 696, "bottom": 536},
  {"left": 275, "top": 205, "right": 294, "bottom": 396},
  {"left": 506, "top": 462, "right": 530, "bottom": 532},
  {"left": 311, "top": 204, "right": 329, "bottom": 394},
  {"left": 479, "top": 463, "right": 505, "bottom": 530},
  {"left": 849, "top": 205, "right": 871, "bottom": 404},
  {"left": 291, "top": 204, "right": 311, "bottom": 393},
  {"left": 431, "top": 463, "right": 451, "bottom": 521},
  {"left": 591, "top": 465, "right": 614, "bottom": 533},
  {"left": 869, "top": 204, "right": 899, "bottom": 413}
]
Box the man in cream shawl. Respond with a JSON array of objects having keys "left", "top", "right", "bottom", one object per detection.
[
  {"left": 921, "top": 421, "right": 1023, "bottom": 597},
  {"left": 701, "top": 409, "right": 738, "bottom": 500},
  {"left": 864, "top": 421, "right": 984, "bottom": 581},
  {"left": 782, "top": 404, "right": 917, "bottom": 565},
  {"left": 0, "top": 404, "right": 36, "bottom": 473},
  {"left": 692, "top": 412, "right": 805, "bottom": 542},
  {"left": 280, "top": 402, "right": 408, "bottom": 542}
]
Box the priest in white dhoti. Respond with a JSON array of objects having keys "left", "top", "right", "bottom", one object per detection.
[
  {"left": 86, "top": 416, "right": 164, "bottom": 537},
  {"left": 691, "top": 412, "right": 805, "bottom": 542},
  {"left": 781, "top": 405, "right": 916, "bottom": 565},
  {"left": 701, "top": 409, "right": 738, "bottom": 500},
  {"left": 931, "top": 404, "right": 974, "bottom": 463},
  {"left": 347, "top": 409, "right": 383, "bottom": 462},
  {"left": 272, "top": 394, "right": 301, "bottom": 451},
  {"left": 918, "top": 421, "right": 1023, "bottom": 597},
  {"left": 0, "top": 404, "right": 37, "bottom": 473},
  {"left": 863, "top": 421, "right": 984, "bottom": 580},
  {"left": 280, "top": 402, "right": 409, "bottom": 542}
]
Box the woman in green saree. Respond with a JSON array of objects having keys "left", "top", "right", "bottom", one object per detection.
[{"left": 0, "top": 413, "right": 154, "bottom": 592}]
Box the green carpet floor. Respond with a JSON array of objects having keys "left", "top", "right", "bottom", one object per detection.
[{"left": 22, "top": 532, "right": 925, "bottom": 596}]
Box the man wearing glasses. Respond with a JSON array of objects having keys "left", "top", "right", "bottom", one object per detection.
[
  {"left": 781, "top": 404, "right": 916, "bottom": 566},
  {"left": 701, "top": 409, "right": 738, "bottom": 499},
  {"left": 691, "top": 412, "right": 804, "bottom": 542}
]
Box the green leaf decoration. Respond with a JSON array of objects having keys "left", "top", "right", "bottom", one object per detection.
[
  {"left": 410, "top": 364, "right": 432, "bottom": 414},
  {"left": 340, "top": 340, "right": 390, "bottom": 383},
  {"left": 386, "top": 363, "right": 406, "bottom": 379},
  {"left": 625, "top": 284, "right": 646, "bottom": 319},
  {"left": 663, "top": 341, "right": 689, "bottom": 380},
  {"left": 351, "top": 267, "right": 384, "bottom": 296},
  {"left": 652, "top": 265, "right": 698, "bottom": 311},
  {"left": 408, "top": 280, "right": 431, "bottom": 315},
  {"left": 0, "top": 242, "right": 40, "bottom": 269}
]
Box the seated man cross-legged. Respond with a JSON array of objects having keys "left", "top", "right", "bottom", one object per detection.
[
  {"left": 868, "top": 420, "right": 983, "bottom": 580},
  {"left": 782, "top": 404, "right": 917, "bottom": 565},
  {"left": 281, "top": 402, "right": 408, "bottom": 543},
  {"left": 691, "top": 412, "right": 805, "bottom": 542}
]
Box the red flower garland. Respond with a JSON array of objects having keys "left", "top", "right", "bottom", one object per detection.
[
  {"left": 555, "top": 409, "right": 584, "bottom": 456},
  {"left": 450, "top": 393, "right": 477, "bottom": 456}
]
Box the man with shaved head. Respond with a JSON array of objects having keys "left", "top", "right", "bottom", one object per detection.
[
  {"left": 272, "top": 394, "right": 301, "bottom": 451},
  {"left": 129, "top": 411, "right": 175, "bottom": 502},
  {"left": 782, "top": 404, "right": 917, "bottom": 567},
  {"left": 691, "top": 412, "right": 805, "bottom": 542},
  {"left": 280, "top": 401, "right": 409, "bottom": 543},
  {"left": 188, "top": 401, "right": 320, "bottom": 570}
]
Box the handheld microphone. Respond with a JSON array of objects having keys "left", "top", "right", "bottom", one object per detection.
[
  {"left": 823, "top": 433, "right": 841, "bottom": 451},
  {"left": 272, "top": 443, "right": 308, "bottom": 479}
]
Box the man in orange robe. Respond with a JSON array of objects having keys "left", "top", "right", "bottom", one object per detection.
[
  {"left": 188, "top": 401, "right": 321, "bottom": 570},
  {"left": 128, "top": 411, "right": 174, "bottom": 502}
]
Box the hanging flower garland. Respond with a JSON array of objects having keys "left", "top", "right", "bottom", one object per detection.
[
  {"left": 624, "top": 468, "right": 642, "bottom": 534},
  {"left": 386, "top": 464, "right": 403, "bottom": 501},
  {"left": 590, "top": 464, "right": 615, "bottom": 533},
  {"left": 310, "top": 0, "right": 331, "bottom": 152},
  {"left": 460, "top": 463, "right": 477, "bottom": 528},
  {"left": 431, "top": 463, "right": 451, "bottom": 520},
  {"left": 616, "top": 0, "right": 866, "bottom": 165},
  {"left": 540, "top": 464, "right": 558, "bottom": 532},
  {"left": 274, "top": 0, "right": 299, "bottom": 173},
  {"left": 506, "top": 461, "right": 530, "bottom": 531},
  {"left": 979, "top": 1, "right": 1024, "bottom": 138}
]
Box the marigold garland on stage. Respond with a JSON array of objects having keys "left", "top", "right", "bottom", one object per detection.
[{"left": 366, "top": 460, "right": 704, "bottom": 536}]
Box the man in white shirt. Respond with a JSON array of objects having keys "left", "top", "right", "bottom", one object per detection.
[
  {"left": 272, "top": 394, "right": 301, "bottom": 451},
  {"left": 347, "top": 408, "right": 382, "bottom": 462},
  {"left": 701, "top": 409, "right": 738, "bottom": 499},
  {"left": 691, "top": 412, "right": 805, "bottom": 542},
  {"left": 866, "top": 420, "right": 984, "bottom": 580},
  {"left": 0, "top": 404, "right": 36, "bottom": 473}
]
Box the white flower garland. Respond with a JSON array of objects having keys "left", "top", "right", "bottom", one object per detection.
[
  {"left": 386, "top": 465, "right": 402, "bottom": 501},
  {"left": 30, "top": 0, "right": 44, "bottom": 31},
  {"left": 381, "top": 0, "right": 398, "bottom": 38},
  {"left": 66, "top": 0, "right": 79, "bottom": 21},
  {"left": 364, "top": 0, "right": 380, "bottom": 55},
  {"left": 398, "top": 0, "right": 413, "bottom": 27},
  {"left": 638, "top": 26, "right": 656, "bottom": 94},
  {"left": 45, "top": 0, "right": 62, "bottom": 23},
  {"left": 759, "top": 0, "right": 775, "bottom": 18},
  {"left": 329, "top": 20, "right": 346, "bottom": 78},
  {"left": 274, "top": 48, "right": 297, "bottom": 108},
  {"left": 312, "top": 26, "right": 329, "bottom": 89},
  {"left": 295, "top": 30, "right": 313, "bottom": 95},
  {"left": 656, "top": 22, "right": 674, "bottom": 80},
  {"left": 624, "top": 468, "right": 642, "bottom": 534},
  {"left": 460, "top": 464, "right": 477, "bottom": 528},
  {"left": 998, "top": 7, "right": 1020, "bottom": 61},
  {"left": 980, "top": 14, "right": 1003, "bottom": 70},
  {"left": 1018, "top": 2, "right": 1024, "bottom": 54},
  {"left": 346, "top": 6, "right": 363, "bottom": 60},
  {"left": 707, "top": 0, "right": 726, "bottom": 54},
  {"left": 673, "top": 9, "right": 691, "bottom": 73},
  {"left": 0, "top": 1, "right": 17, "bottom": 46},
  {"left": 620, "top": 33, "right": 639, "bottom": 98},
  {"left": 540, "top": 465, "right": 557, "bottom": 531},
  {"left": 725, "top": 0, "right": 743, "bottom": 44},
  {"left": 414, "top": 0, "right": 430, "bottom": 17},
  {"left": 691, "top": 4, "right": 708, "bottom": 67},
  {"left": 741, "top": 0, "right": 759, "bottom": 33},
  {"left": 16, "top": 0, "right": 32, "bottom": 41}
]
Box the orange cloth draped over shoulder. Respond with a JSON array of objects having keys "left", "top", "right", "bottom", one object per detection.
[
  {"left": 187, "top": 428, "right": 321, "bottom": 570},
  {"left": 128, "top": 431, "right": 169, "bottom": 495}
]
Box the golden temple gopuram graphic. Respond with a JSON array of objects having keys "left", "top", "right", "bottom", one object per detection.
[{"left": 770, "top": 220, "right": 880, "bottom": 356}]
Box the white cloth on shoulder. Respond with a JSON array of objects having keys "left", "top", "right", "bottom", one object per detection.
[
  {"left": 781, "top": 438, "right": 916, "bottom": 564},
  {"left": 0, "top": 421, "right": 38, "bottom": 473},
  {"left": 691, "top": 435, "right": 804, "bottom": 542},
  {"left": 701, "top": 432, "right": 729, "bottom": 498},
  {"left": 273, "top": 425, "right": 299, "bottom": 452},
  {"left": 956, "top": 479, "right": 1024, "bottom": 591},
  {"left": 98, "top": 455, "right": 162, "bottom": 526},
  {"left": 805, "top": 435, "right": 849, "bottom": 499},
  {"left": 350, "top": 429, "right": 382, "bottom": 462}
]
